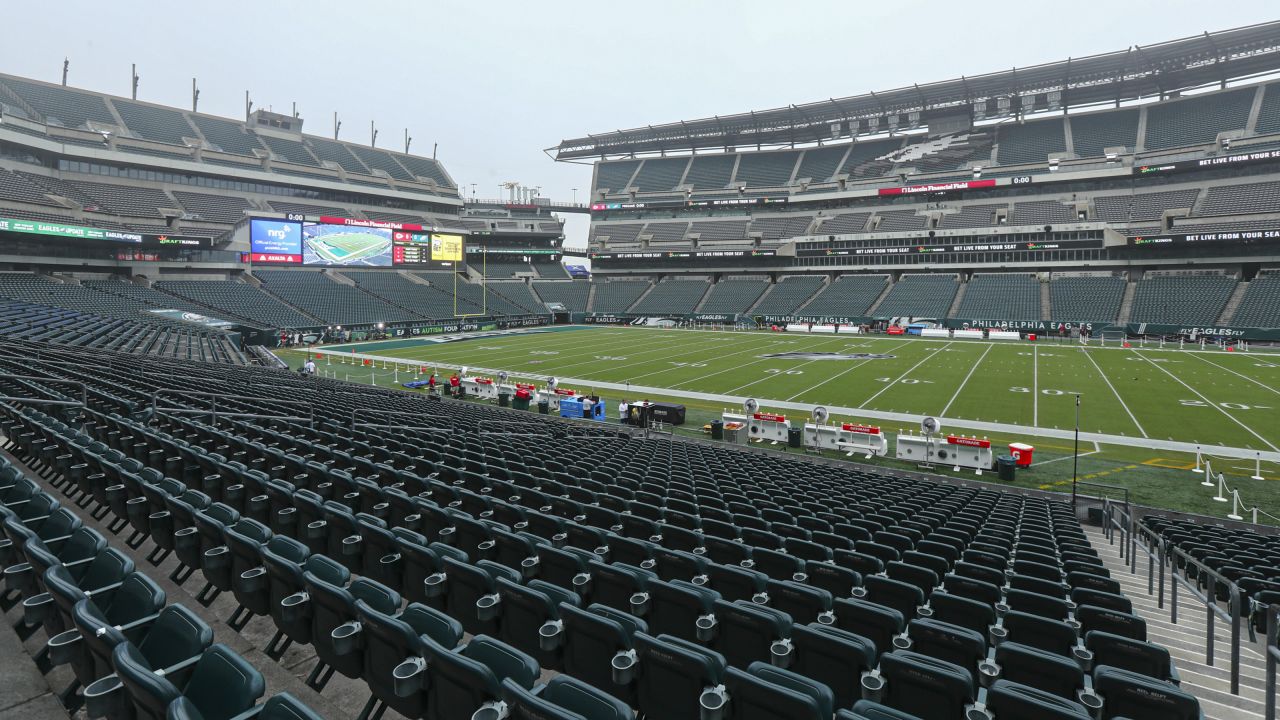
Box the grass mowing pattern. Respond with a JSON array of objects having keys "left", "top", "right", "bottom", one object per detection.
[
  {"left": 287, "top": 327, "right": 1280, "bottom": 522},
  {"left": 344, "top": 327, "right": 1280, "bottom": 450}
]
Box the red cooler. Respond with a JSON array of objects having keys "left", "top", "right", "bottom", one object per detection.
[{"left": 1009, "top": 443, "right": 1034, "bottom": 467}]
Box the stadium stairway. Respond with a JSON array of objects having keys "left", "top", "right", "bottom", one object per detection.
[
  {"left": 744, "top": 283, "right": 774, "bottom": 315},
  {"left": 1041, "top": 280, "right": 1052, "bottom": 322},
  {"left": 865, "top": 279, "right": 894, "bottom": 317},
  {"left": 622, "top": 281, "right": 656, "bottom": 312},
  {"left": 946, "top": 278, "right": 968, "bottom": 319},
  {"left": 692, "top": 282, "right": 715, "bottom": 312},
  {"left": 791, "top": 276, "right": 830, "bottom": 314},
  {"left": 1218, "top": 281, "right": 1250, "bottom": 325},
  {"left": 0, "top": 446, "right": 355, "bottom": 719},
  {"left": 324, "top": 271, "right": 357, "bottom": 287},
  {"left": 1117, "top": 279, "right": 1138, "bottom": 325},
  {"left": 248, "top": 273, "right": 329, "bottom": 323},
  {"left": 1084, "top": 525, "right": 1269, "bottom": 719},
  {"left": 585, "top": 282, "right": 597, "bottom": 311}
]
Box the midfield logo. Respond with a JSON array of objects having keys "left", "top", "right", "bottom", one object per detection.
[{"left": 758, "top": 352, "right": 896, "bottom": 360}]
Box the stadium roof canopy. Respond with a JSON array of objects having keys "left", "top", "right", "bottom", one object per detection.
[{"left": 553, "top": 21, "right": 1280, "bottom": 160}]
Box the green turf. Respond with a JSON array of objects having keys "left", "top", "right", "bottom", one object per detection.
[
  {"left": 307, "top": 232, "right": 389, "bottom": 263},
  {"left": 281, "top": 326, "right": 1280, "bottom": 522}
]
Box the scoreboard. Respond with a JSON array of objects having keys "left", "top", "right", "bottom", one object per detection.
[
  {"left": 250, "top": 216, "right": 465, "bottom": 266},
  {"left": 391, "top": 231, "right": 431, "bottom": 264}
]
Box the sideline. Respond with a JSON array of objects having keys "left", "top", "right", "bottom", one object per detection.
[{"left": 311, "top": 346, "right": 1280, "bottom": 464}]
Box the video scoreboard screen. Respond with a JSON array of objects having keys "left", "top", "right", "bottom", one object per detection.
[{"left": 249, "top": 216, "right": 465, "bottom": 266}]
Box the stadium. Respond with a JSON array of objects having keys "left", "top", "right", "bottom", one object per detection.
[{"left": 3, "top": 8, "right": 1280, "bottom": 720}]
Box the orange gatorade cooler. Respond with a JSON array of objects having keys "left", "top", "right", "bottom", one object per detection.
[{"left": 1009, "top": 443, "right": 1034, "bottom": 467}]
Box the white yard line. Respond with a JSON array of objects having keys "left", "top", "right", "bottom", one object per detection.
[
  {"left": 1078, "top": 347, "right": 1148, "bottom": 438},
  {"left": 542, "top": 332, "right": 768, "bottom": 377},
  {"left": 1130, "top": 349, "right": 1280, "bottom": 452},
  {"left": 1033, "top": 345, "right": 1039, "bottom": 426},
  {"left": 1034, "top": 441, "right": 1103, "bottom": 467},
  {"left": 314, "top": 345, "right": 1280, "bottom": 458},
  {"left": 720, "top": 337, "right": 871, "bottom": 395},
  {"left": 669, "top": 335, "right": 854, "bottom": 390},
  {"left": 1187, "top": 353, "right": 1280, "bottom": 396},
  {"left": 784, "top": 340, "right": 914, "bottom": 402},
  {"left": 624, "top": 337, "right": 799, "bottom": 384},
  {"left": 941, "top": 344, "right": 993, "bottom": 417},
  {"left": 398, "top": 328, "right": 675, "bottom": 369},
  {"left": 858, "top": 342, "right": 954, "bottom": 409},
  {"left": 313, "top": 347, "right": 1280, "bottom": 463}
]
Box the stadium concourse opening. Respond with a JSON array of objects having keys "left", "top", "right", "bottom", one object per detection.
[{"left": 7, "top": 9, "right": 1280, "bottom": 720}]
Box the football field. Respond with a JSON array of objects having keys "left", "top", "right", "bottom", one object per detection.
[
  {"left": 327, "top": 326, "right": 1280, "bottom": 453},
  {"left": 303, "top": 231, "right": 391, "bottom": 264}
]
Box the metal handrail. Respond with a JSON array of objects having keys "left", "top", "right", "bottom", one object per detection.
[
  {"left": 0, "top": 375, "right": 88, "bottom": 406},
  {"left": 1131, "top": 519, "right": 1167, "bottom": 609},
  {"left": 150, "top": 390, "right": 314, "bottom": 428},
  {"left": 1102, "top": 498, "right": 1132, "bottom": 565},
  {"left": 1168, "top": 543, "right": 1244, "bottom": 695},
  {"left": 349, "top": 408, "right": 455, "bottom": 433},
  {"left": 1266, "top": 604, "right": 1279, "bottom": 720}
]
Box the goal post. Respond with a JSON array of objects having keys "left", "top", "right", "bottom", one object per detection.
[{"left": 1099, "top": 329, "right": 1127, "bottom": 346}]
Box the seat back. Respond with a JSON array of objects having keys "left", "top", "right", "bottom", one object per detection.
[
  {"left": 765, "top": 579, "right": 832, "bottom": 625},
  {"left": 496, "top": 576, "right": 579, "bottom": 667},
  {"left": 502, "top": 675, "right": 635, "bottom": 720},
  {"left": 993, "top": 641, "right": 1083, "bottom": 700},
  {"left": 425, "top": 635, "right": 538, "bottom": 720},
  {"left": 356, "top": 600, "right": 456, "bottom": 718},
  {"left": 560, "top": 603, "right": 645, "bottom": 705},
  {"left": 646, "top": 578, "right": 718, "bottom": 644},
  {"left": 634, "top": 633, "right": 725, "bottom": 720},
  {"left": 832, "top": 597, "right": 904, "bottom": 660},
  {"left": 1077, "top": 604, "right": 1147, "bottom": 642},
  {"left": 722, "top": 665, "right": 824, "bottom": 720},
  {"left": 111, "top": 641, "right": 183, "bottom": 720},
  {"left": 703, "top": 562, "right": 766, "bottom": 604},
  {"left": 1092, "top": 665, "right": 1201, "bottom": 720},
  {"left": 1086, "top": 630, "right": 1172, "bottom": 680},
  {"left": 712, "top": 599, "right": 791, "bottom": 669},
  {"left": 906, "top": 619, "right": 985, "bottom": 684},
  {"left": 790, "top": 624, "right": 875, "bottom": 711},
  {"left": 1002, "top": 610, "right": 1077, "bottom": 656},
  {"left": 589, "top": 561, "right": 653, "bottom": 615},
  {"left": 863, "top": 575, "right": 925, "bottom": 620},
  {"left": 927, "top": 590, "right": 996, "bottom": 636},
  {"left": 878, "top": 650, "right": 976, "bottom": 720},
  {"left": 984, "top": 679, "right": 1091, "bottom": 720},
  {"left": 180, "top": 644, "right": 266, "bottom": 720},
  {"left": 103, "top": 571, "right": 166, "bottom": 625}
]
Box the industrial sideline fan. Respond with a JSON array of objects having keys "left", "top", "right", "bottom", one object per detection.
[
  {"left": 548, "top": 376, "right": 559, "bottom": 390},
  {"left": 743, "top": 398, "right": 760, "bottom": 414},
  {"left": 813, "top": 406, "right": 830, "bottom": 424},
  {"left": 498, "top": 371, "right": 509, "bottom": 383},
  {"left": 919, "top": 416, "right": 941, "bottom": 469}
]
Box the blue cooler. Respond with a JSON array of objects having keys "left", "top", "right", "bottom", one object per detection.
[{"left": 559, "top": 396, "right": 585, "bottom": 418}]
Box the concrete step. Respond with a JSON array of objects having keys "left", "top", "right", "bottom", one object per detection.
[{"left": 1083, "top": 527, "right": 1268, "bottom": 719}]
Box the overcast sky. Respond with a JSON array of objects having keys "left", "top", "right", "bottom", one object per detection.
[{"left": 4, "top": 1, "right": 1278, "bottom": 249}]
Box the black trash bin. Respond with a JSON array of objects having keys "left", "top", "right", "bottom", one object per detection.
[
  {"left": 537, "top": 399, "right": 549, "bottom": 415},
  {"left": 788, "top": 427, "right": 803, "bottom": 449},
  {"left": 996, "top": 455, "right": 1016, "bottom": 482},
  {"left": 710, "top": 419, "right": 724, "bottom": 441},
  {"left": 498, "top": 392, "right": 511, "bottom": 408}
]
